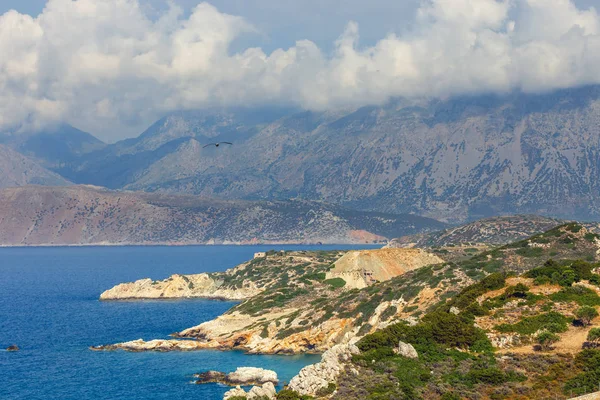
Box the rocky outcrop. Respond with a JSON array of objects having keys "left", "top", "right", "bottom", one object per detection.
[
  {"left": 223, "top": 382, "right": 276, "bottom": 400},
  {"left": 100, "top": 273, "right": 259, "bottom": 301},
  {"left": 195, "top": 367, "right": 278, "bottom": 386},
  {"left": 288, "top": 342, "right": 360, "bottom": 396},
  {"left": 326, "top": 248, "right": 444, "bottom": 289},
  {"left": 395, "top": 341, "right": 418, "bottom": 359},
  {"left": 90, "top": 338, "right": 211, "bottom": 352},
  {"left": 176, "top": 311, "right": 357, "bottom": 354}
]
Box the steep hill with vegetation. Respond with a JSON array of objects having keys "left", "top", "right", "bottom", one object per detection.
[{"left": 387, "top": 215, "right": 565, "bottom": 249}]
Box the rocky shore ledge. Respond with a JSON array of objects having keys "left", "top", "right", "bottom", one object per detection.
[
  {"left": 99, "top": 273, "right": 259, "bottom": 301},
  {"left": 194, "top": 367, "right": 278, "bottom": 386}
]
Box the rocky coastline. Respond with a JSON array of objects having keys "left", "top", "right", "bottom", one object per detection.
[{"left": 194, "top": 367, "right": 278, "bottom": 386}]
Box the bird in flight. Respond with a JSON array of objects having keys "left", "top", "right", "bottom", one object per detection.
[{"left": 203, "top": 142, "right": 233, "bottom": 148}]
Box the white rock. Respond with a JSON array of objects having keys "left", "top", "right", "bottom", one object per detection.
[
  {"left": 248, "top": 382, "right": 276, "bottom": 399},
  {"left": 395, "top": 341, "right": 418, "bottom": 359},
  {"left": 223, "top": 386, "right": 246, "bottom": 400},
  {"left": 223, "top": 383, "right": 276, "bottom": 400},
  {"left": 288, "top": 342, "right": 360, "bottom": 396},
  {"left": 228, "top": 367, "right": 278, "bottom": 384}
]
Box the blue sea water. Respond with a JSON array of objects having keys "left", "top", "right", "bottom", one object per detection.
[{"left": 0, "top": 245, "right": 377, "bottom": 400}]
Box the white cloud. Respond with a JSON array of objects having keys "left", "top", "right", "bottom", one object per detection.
[{"left": 1, "top": 0, "right": 600, "bottom": 140}]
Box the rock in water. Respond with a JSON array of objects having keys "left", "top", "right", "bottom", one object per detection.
[
  {"left": 223, "top": 382, "right": 276, "bottom": 400},
  {"left": 395, "top": 341, "right": 418, "bottom": 359},
  {"left": 227, "top": 367, "right": 278, "bottom": 385},
  {"left": 6, "top": 345, "right": 19, "bottom": 352},
  {"left": 195, "top": 367, "right": 278, "bottom": 386},
  {"left": 194, "top": 371, "right": 227, "bottom": 384}
]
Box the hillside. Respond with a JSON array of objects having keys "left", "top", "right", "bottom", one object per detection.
[
  {"left": 0, "top": 124, "right": 105, "bottom": 169},
  {"left": 54, "top": 86, "right": 600, "bottom": 223},
  {"left": 92, "top": 223, "right": 600, "bottom": 399},
  {"left": 0, "top": 145, "right": 72, "bottom": 189},
  {"left": 387, "top": 215, "right": 565, "bottom": 248},
  {"left": 0, "top": 185, "right": 445, "bottom": 246}
]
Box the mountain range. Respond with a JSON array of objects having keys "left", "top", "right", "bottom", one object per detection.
[
  {"left": 0, "top": 185, "right": 445, "bottom": 246},
  {"left": 3, "top": 86, "right": 600, "bottom": 223}
]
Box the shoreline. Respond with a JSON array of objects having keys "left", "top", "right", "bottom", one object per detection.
[{"left": 0, "top": 242, "right": 386, "bottom": 249}]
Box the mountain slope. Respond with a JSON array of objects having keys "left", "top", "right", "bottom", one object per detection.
[
  {"left": 0, "top": 185, "right": 445, "bottom": 246},
  {"left": 58, "top": 86, "right": 600, "bottom": 222},
  {"left": 0, "top": 124, "right": 105, "bottom": 169},
  {"left": 387, "top": 215, "right": 566, "bottom": 248},
  {"left": 0, "top": 145, "right": 72, "bottom": 188}
]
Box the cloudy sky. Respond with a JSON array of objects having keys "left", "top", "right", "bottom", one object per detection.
[{"left": 1, "top": 0, "right": 600, "bottom": 142}]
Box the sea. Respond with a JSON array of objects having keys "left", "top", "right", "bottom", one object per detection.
[{"left": 0, "top": 244, "right": 378, "bottom": 400}]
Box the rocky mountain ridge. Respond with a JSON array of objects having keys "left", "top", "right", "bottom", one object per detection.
[
  {"left": 386, "top": 215, "right": 567, "bottom": 248},
  {"left": 0, "top": 145, "right": 72, "bottom": 189},
  {"left": 0, "top": 185, "right": 444, "bottom": 246},
  {"left": 35, "top": 86, "right": 600, "bottom": 223}
]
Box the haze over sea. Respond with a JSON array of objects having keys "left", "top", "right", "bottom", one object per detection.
[{"left": 0, "top": 245, "right": 377, "bottom": 400}]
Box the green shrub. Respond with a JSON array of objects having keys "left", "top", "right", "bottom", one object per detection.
[
  {"left": 495, "top": 312, "right": 570, "bottom": 335},
  {"left": 587, "top": 328, "right": 600, "bottom": 342},
  {"left": 441, "top": 393, "right": 461, "bottom": 400},
  {"left": 315, "top": 383, "right": 336, "bottom": 396},
  {"left": 380, "top": 306, "right": 397, "bottom": 321},
  {"left": 516, "top": 247, "right": 544, "bottom": 257},
  {"left": 465, "top": 367, "right": 526, "bottom": 385},
  {"left": 324, "top": 278, "right": 346, "bottom": 289},
  {"left": 536, "top": 331, "right": 560, "bottom": 351},
  {"left": 576, "top": 306, "right": 599, "bottom": 326},
  {"left": 551, "top": 286, "right": 600, "bottom": 307}
]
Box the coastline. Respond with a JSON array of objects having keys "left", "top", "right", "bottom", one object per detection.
[{"left": 0, "top": 241, "right": 386, "bottom": 249}]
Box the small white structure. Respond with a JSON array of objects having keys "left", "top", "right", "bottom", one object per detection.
[{"left": 254, "top": 252, "right": 267, "bottom": 259}]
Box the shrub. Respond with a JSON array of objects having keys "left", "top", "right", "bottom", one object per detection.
[
  {"left": 576, "top": 306, "right": 599, "bottom": 326},
  {"left": 505, "top": 283, "right": 530, "bottom": 298},
  {"left": 324, "top": 278, "right": 346, "bottom": 289},
  {"left": 441, "top": 392, "right": 461, "bottom": 400},
  {"left": 495, "top": 312, "right": 570, "bottom": 335},
  {"left": 465, "top": 368, "right": 526, "bottom": 385},
  {"left": 315, "top": 383, "right": 336, "bottom": 396},
  {"left": 551, "top": 286, "right": 600, "bottom": 307},
  {"left": 587, "top": 328, "right": 600, "bottom": 343},
  {"left": 535, "top": 331, "right": 560, "bottom": 351}
]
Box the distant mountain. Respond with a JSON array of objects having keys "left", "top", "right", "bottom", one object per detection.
[
  {"left": 386, "top": 215, "right": 566, "bottom": 248},
  {"left": 0, "top": 124, "right": 105, "bottom": 169},
  {"left": 0, "top": 185, "right": 445, "bottom": 246},
  {"left": 55, "top": 86, "right": 600, "bottom": 222},
  {"left": 0, "top": 145, "right": 72, "bottom": 188}
]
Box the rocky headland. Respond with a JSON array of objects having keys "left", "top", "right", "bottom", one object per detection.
[
  {"left": 91, "top": 223, "right": 600, "bottom": 399},
  {"left": 93, "top": 248, "right": 448, "bottom": 354}
]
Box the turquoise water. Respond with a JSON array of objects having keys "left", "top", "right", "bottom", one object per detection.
[{"left": 0, "top": 245, "right": 375, "bottom": 399}]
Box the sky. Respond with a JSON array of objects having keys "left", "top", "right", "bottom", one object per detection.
[{"left": 1, "top": 0, "right": 600, "bottom": 142}]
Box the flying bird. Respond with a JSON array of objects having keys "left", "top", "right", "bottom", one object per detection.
[{"left": 203, "top": 142, "right": 233, "bottom": 148}]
